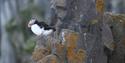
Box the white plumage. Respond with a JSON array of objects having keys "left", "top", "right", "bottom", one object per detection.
[
  {"left": 42, "top": 29, "right": 53, "bottom": 36},
  {"left": 28, "top": 18, "right": 56, "bottom": 36},
  {"left": 31, "top": 24, "right": 53, "bottom": 36},
  {"left": 31, "top": 24, "right": 44, "bottom": 35}
]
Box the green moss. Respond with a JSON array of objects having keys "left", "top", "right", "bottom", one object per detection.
[
  {"left": 19, "top": 9, "right": 32, "bottom": 40},
  {"left": 5, "top": 18, "right": 19, "bottom": 33},
  {"left": 29, "top": 5, "right": 45, "bottom": 18},
  {"left": 23, "top": 37, "right": 36, "bottom": 53}
]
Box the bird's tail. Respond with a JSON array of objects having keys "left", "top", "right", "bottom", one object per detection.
[{"left": 52, "top": 28, "right": 56, "bottom": 31}]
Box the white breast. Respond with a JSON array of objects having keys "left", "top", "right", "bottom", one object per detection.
[{"left": 31, "top": 24, "right": 44, "bottom": 35}]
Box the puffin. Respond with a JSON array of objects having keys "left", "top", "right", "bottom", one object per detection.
[{"left": 28, "top": 18, "right": 56, "bottom": 36}]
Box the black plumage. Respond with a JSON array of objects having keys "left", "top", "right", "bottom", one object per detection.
[{"left": 34, "top": 20, "right": 56, "bottom": 31}]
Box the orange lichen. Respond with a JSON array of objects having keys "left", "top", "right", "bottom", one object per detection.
[
  {"left": 63, "top": 31, "right": 87, "bottom": 63},
  {"left": 32, "top": 48, "right": 50, "bottom": 61},
  {"left": 65, "top": 32, "right": 78, "bottom": 48},
  {"left": 55, "top": 43, "right": 65, "bottom": 54},
  {"left": 33, "top": 30, "right": 87, "bottom": 63},
  {"left": 64, "top": 31, "right": 79, "bottom": 63},
  {"left": 67, "top": 47, "right": 77, "bottom": 62},
  {"left": 110, "top": 42, "right": 117, "bottom": 50},
  {"left": 96, "top": 0, "right": 104, "bottom": 14},
  {"left": 67, "top": 48, "right": 86, "bottom": 63}
]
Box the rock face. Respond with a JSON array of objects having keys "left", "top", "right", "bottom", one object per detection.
[
  {"left": 32, "top": 29, "right": 86, "bottom": 63},
  {"left": 32, "top": 0, "right": 105, "bottom": 63},
  {"left": 32, "top": 0, "right": 125, "bottom": 63}
]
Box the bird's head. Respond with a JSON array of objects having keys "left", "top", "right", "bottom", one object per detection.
[{"left": 28, "top": 18, "right": 37, "bottom": 27}]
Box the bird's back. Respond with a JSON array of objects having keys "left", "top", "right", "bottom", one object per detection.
[{"left": 36, "top": 22, "right": 49, "bottom": 28}]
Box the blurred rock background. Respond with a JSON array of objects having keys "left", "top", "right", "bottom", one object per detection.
[{"left": 0, "top": 0, "right": 125, "bottom": 63}]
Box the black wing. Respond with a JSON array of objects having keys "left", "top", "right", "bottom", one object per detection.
[
  {"left": 39, "top": 22, "right": 49, "bottom": 28},
  {"left": 44, "top": 26, "right": 56, "bottom": 31},
  {"left": 35, "top": 21, "right": 49, "bottom": 28}
]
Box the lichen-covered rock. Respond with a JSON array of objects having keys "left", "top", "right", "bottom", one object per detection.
[
  {"left": 32, "top": 47, "right": 50, "bottom": 61},
  {"left": 55, "top": 43, "right": 65, "bottom": 63},
  {"left": 60, "top": 29, "right": 87, "bottom": 63},
  {"left": 76, "top": 49, "right": 86, "bottom": 63},
  {"left": 32, "top": 29, "right": 87, "bottom": 63},
  {"left": 96, "top": 0, "right": 104, "bottom": 14},
  {"left": 37, "top": 54, "right": 59, "bottom": 63}
]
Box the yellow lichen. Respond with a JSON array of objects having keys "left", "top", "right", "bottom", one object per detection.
[
  {"left": 76, "top": 49, "right": 86, "bottom": 62},
  {"left": 110, "top": 42, "right": 116, "bottom": 50},
  {"left": 96, "top": 0, "right": 104, "bottom": 14},
  {"left": 49, "top": 56, "right": 58, "bottom": 63},
  {"left": 46, "top": 38, "right": 53, "bottom": 52},
  {"left": 121, "top": 37, "right": 125, "bottom": 48},
  {"left": 91, "top": 19, "right": 98, "bottom": 24}
]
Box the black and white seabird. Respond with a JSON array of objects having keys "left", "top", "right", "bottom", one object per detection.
[{"left": 28, "top": 18, "right": 56, "bottom": 36}]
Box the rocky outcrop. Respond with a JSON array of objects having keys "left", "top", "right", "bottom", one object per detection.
[{"left": 32, "top": 29, "right": 86, "bottom": 63}]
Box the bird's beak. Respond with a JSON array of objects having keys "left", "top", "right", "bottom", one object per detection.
[{"left": 28, "top": 19, "right": 35, "bottom": 27}]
